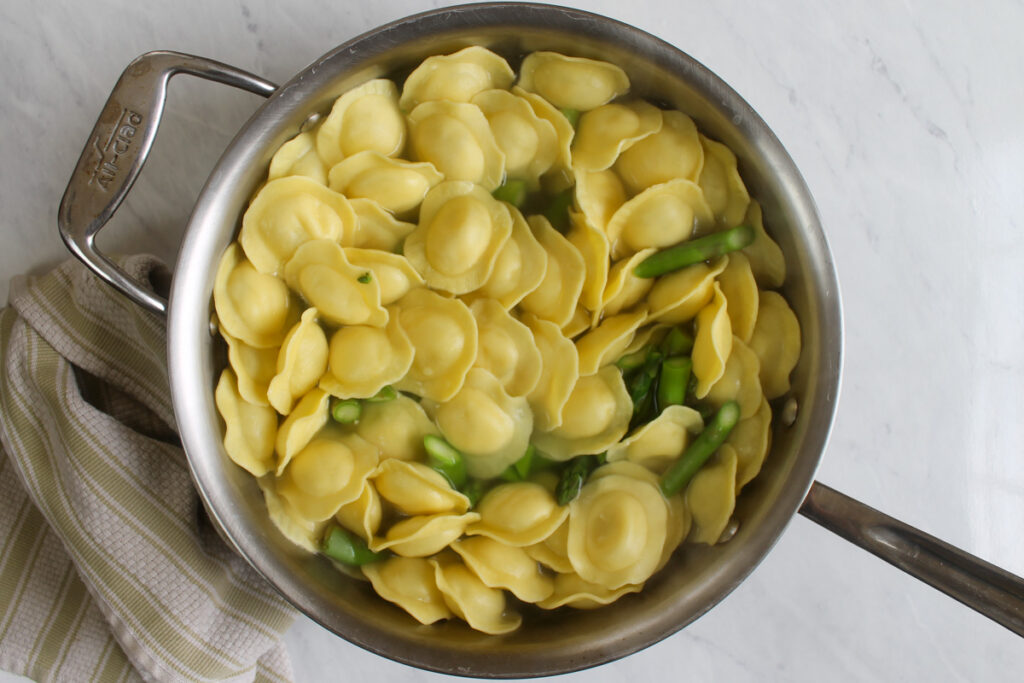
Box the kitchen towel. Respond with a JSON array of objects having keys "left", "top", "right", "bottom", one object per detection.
[{"left": 0, "top": 256, "right": 296, "bottom": 683}]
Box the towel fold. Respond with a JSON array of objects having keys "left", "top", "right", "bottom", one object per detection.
[{"left": 0, "top": 256, "right": 296, "bottom": 683}]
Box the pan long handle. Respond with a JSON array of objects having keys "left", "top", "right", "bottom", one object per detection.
[
  {"left": 58, "top": 51, "right": 278, "bottom": 315},
  {"left": 800, "top": 481, "right": 1024, "bottom": 636}
]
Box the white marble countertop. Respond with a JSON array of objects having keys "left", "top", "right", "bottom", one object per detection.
[{"left": 2, "top": 0, "right": 1022, "bottom": 680}]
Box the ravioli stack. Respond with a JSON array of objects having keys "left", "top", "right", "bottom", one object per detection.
[{"left": 212, "top": 47, "right": 801, "bottom": 634}]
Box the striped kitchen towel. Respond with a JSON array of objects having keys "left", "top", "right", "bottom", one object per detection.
[{"left": 0, "top": 256, "right": 296, "bottom": 683}]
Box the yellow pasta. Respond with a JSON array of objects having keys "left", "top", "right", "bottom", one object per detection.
[
  {"left": 469, "top": 299, "right": 543, "bottom": 398},
  {"left": 471, "top": 205, "right": 548, "bottom": 309},
  {"left": 214, "top": 368, "right": 276, "bottom": 477},
  {"left": 319, "top": 316, "right": 413, "bottom": 399},
  {"left": 400, "top": 46, "right": 515, "bottom": 111},
  {"left": 518, "top": 215, "right": 586, "bottom": 327},
  {"left": 362, "top": 556, "right": 452, "bottom": 625},
  {"left": 276, "top": 430, "right": 379, "bottom": 522},
  {"left": 317, "top": 79, "right": 406, "bottom": 166},
  {"left": 517, "top": 52, "right": 629, "bottom": 111},
  {"left": 212, "top": 46, "right": 807, "bottom": 636},
  {"left": 407, "top": 101, "right": 505, "bottom": 190},
  {"left": 615, "top": 110, "right": 703, "bottom": 194},
  {"left": 404, "top": 181, "right": 513, "bottom": 294},
  {"left": 214, "top": 243, "right": 299, "bottom": 349},
  {"left": 431, "top": 368, "right": 533, "bottom": 479},
  {"left": 467, "top": 482, "right": 568, "bottom": 547},
  {"left": 354, "top": 395, "right": 438, "bottom": 462},
  {"left": 239, "top": 176, "right": 356, "bottom": 275},
  {"left": 266, "top": 308, "right": 329, "bottom": 415},
  {"left": 571, "top": 100, "right": 663, "bottom": 172},
  {"left": 372, "top": 459, "right": 470, "bottom": 516},
  {"left": 532, "top": 366, "right": 633, "bottom": 460},
  {"left": 268, "top": 131, "right": 327, "bottom": 185},
  {"left": 327, "top": 151, "right": 442, "bottom": 215},
  {"left": 472, "top": 88, "right": 558, "bottom": 183},
  {"left": 391, "top": 288, "right": 478, "bottom": 402},
  {"left": 283, "top": 239, "right": 388, "bottom": 328}
]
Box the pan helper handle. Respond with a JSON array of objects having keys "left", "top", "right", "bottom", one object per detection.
[{"left": 58, "top": 51, "right": 278, "bottom": 315}]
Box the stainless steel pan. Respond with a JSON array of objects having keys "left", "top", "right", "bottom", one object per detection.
[{"left": 57, "top": 3, "right": 1024, "bottom": 677}]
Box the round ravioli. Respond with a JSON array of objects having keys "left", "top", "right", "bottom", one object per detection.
[
  {"left": 214, "top": 368, "right": 276, "bottom": 477},
  {"left": 532, "top": 366, "right": 632, "bottom": 461},
  {"left": 705, "top": 336, "right": 763, "bottom": 419},
  {"left": 472, "top": 205, "right": 547, "bottom": 309},
  {"left": 268, "top": 131, "right": 327, "bottom": 185},
  {"left": 518, "top": 215, "right": 586, "bottom": 328},
  {"left": 260, "top": 478, "right": 326, "bottom": 553},
  {"left": 371, "top": 512, "right": 480, "bottom": 558},
  {"left": 742, "top": 201, "right": 786, "bottom": 289},
  {"left": 517, "top": 51, "right": 629, "bottom": 111},
  {"left": 432, "top": 368, "right": 533, "bottom": 480},
  {"left": 214, "top": 243, "right": 299, "bottom": 349},
  {"left": 277, "top": 430, "right": 379, "bottom": 522},
  {"left": 452, "top": 536, "right": 554, "bottom": 603},
  {"left": 698, "top": 134, "right": 750, "bottom": 227},
  {"left": 601, "top": 248, "right": 656, "bottom": 318},
  {"left": 648, "top": 256, "right": 729, "bottom": 324},
  {"left": 614, "top": 110, "right": 703, "bottom": 194},
  {"left": 716, "top": 251, "right": 759, "bottom": 342},
  {"left": 220, "top": 325, "right": 278, "bottom": 406},
  {"left": 537, "top": 572, "right": 643, "bottom": 610},
  {"left": 605, "top": 178, "right": 715, "bottom": 260},
  {"left": 239, "top": 176, "right": 356, "bottom": 275},
  {"left": 567, "top": 465, "right": 669, "bottom": 588},
  {"left": 467, "top": 482, "right": 568, "bottom": 547},
  {"left": 346, "top": 198, "right": 417, "bottom": 252},
  {"left": 335, "top": 483, "right": 383, "bottom": 542},
  {"left": 327, "top": 151, "right": 442, "bottom": 215},
  {"left": 566, "top": 211, "right": 611, "bottom": 312},
  {"left": 748, "top": 291, "right": 801, "bottom": 399},
  {"left": 355, "top": 395, "right": 438, "bottom": 461},
  {"left": 469, "top": 299, "right": 542, "bottom": 397},
  {"left": 275, "top": 388, "right": 330, "bottom": 474},
  {"left": 320, "top": 316, "right": 414, "bottom": 399},
  {"left": 524, "top": 518, "right": 572, "bottom": 574},
  {"left": 392, "top": 288, "right": 478, "bottom": 402},
  {"left": 729, "top": 396, "right": 773, "bottom": 491},
  {"left": 472, "top": 89, "right": 557, "bottom": 183},
  {"left": 404, "top": 181, "right": 513, "bottom": 294},
  {"left": 574, "top": 309, "right": 648, "bottom": 376},
  {"left": 342, "top": 248, "right": 424, "bottom": 306},
  {"left": 588, "top": 461, "right": 688, "bottom": 571},
  {"left": 372, "top": 459, "right": 469, "bottom": 516},
  {"left": 431, "top": 558, "right": 521, "bottom": 635},
  {"left": 407, "top": 101, "right": 505, "bottom": 190},
  {"left": 362, "top": 556, "right": 452, "bottom": 625},
  {"left": 522, "top": 313, "right": 580, "bottom": 432},
  {"left": 267, "top": 308, "right": 329, "bottom": 415},
  {"left": 692, "top": 283, "right": 733, "bottom": 398},
  {"left": 400, "top": 46, "right": 515, "bottom": 111},
  {"left": 606, "top": 404, "right": 705, "bottom": 473},
  {"left": 512, "top": 85, "right": 575, "bottom": 172},
  {"left": 562, "top": 305, "right": 592, "bottom": 339},
  {"left": 575, "top": 168, "right": 626, "bottom": 233},
  {"left": 571, "top": 100, "right": 662, "bottom": 172},
  {"left": 283, "top": 239, "right": 388, "bottom": 328},
  {"left": 316, "top": 78, "right": 406, "bottom": 167},
  {"left": 685, "top": 446, "right": 739, "bottom": 545}
]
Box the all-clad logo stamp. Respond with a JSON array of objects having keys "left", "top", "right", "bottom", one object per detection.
[{"left": 88, "top": 108, "right": 143, "bottom": 190}]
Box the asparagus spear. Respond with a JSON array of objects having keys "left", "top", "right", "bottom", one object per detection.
[
  {"left": 633, "top": 225, "right": 755, "bottom": 278},
  {"left": 423, "top": 435, "right": 468, "bottom": 489},
  {"left": 660, "top": 401, "right": 741, "bottom": 496},
  {"left": 321, "top": 525, "right": 385, "bottom": 566}
]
